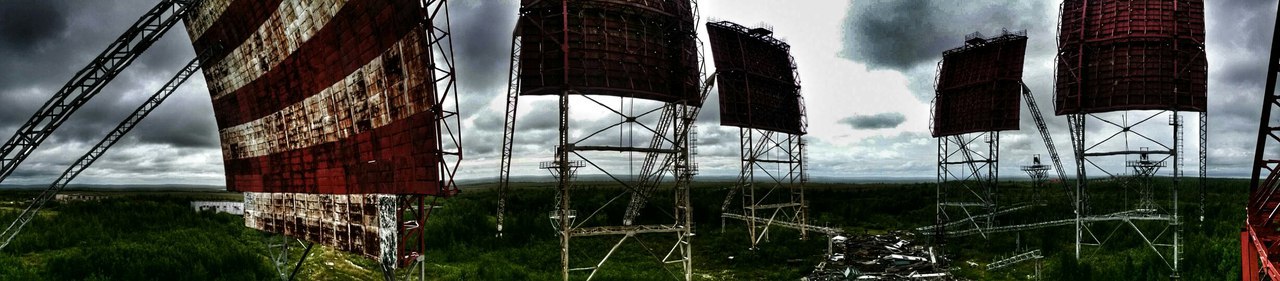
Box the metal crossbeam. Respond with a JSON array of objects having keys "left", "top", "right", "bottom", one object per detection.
[
  {"left": 721, "top": 213, "right": 840, "bottom": 236},
  {"left": 916, "top": 203, "right": 1042, "bottom": 232},
  {"left": 570, "top": 224, "right": 685, "bottom": 237},
  {"left": 0, "top": 0, "right": 199, "bottom": 183},
  {"left": 0, "top": 57, "right": 201, "bottom": 250},
  {"left": 945, "top": 211, "right": 1174, "bottom": 238}
]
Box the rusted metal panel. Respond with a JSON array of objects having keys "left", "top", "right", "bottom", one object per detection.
[
  {"left": 517, "top": 0, "right": 701, "bottom": 106},
  {"left": 183, "top": 0, "right": 452, "bottom": 265},
  {"left": 184, "top": 0, "right": 286, "bottom": 66},
  {"left": 932, "top": 32, "right": 1027, "bottom": 137},
  {"left": 706, "top": 21, "right": 805, "bottom": 135},
  {"left": 1055, "top": 0, "right": 1207, "bottom": 115},
  {"left": 182, "top": 0, "right": 235, "bottom": 40},
  {"left": 200, "top": 0, "right": 347, "bottom": 101},
  {"left": 243, "top": 192, "right": 397, "bottom": 263},
  {"left": 184, "top": 0, "right": 444, "bottom": 196}
]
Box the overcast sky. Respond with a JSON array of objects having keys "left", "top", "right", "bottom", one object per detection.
[{"left": 0, "top": 0, "right": 1272, "bottom": 186}]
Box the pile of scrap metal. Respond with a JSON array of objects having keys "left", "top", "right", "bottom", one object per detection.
[{"left": 804, "top": 232, "right": 958, "bottom": 280}]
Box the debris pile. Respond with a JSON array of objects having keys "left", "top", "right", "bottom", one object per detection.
[{"left": 804, "top": 232, "right": 956, "bottom": 280}]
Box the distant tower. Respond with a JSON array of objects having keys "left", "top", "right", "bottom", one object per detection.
[
  {"left": 706, "top": 21, "right": 820, "bottom": 249},
  {"left": 930, "top": 30, "right": 1029, "bottom": 248},
  {"left": 1021, "top": 155, "right": 1050, "bottom": 203},
  {"left": 1056, "top": 0, "right": 1207, "bottom": 277}
]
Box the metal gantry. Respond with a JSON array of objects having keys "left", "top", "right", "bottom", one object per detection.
[
  {"left": 1245, "top": 2, "right": 1280, "bottom": 279},
  {"left": 0, "top": 0, "right": 199, "bottom": 184},
  {"left": 0, "top": 57, "right": 202, "bottom": 250}
]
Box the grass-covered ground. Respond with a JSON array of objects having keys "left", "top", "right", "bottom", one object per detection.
[{"left": 0, "top": 179, "right": 1248, "bottom": 280}]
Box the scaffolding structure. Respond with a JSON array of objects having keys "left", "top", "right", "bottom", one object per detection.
[
  {"left": 1065, "top": 111, "right": 1193, "bottom": 277},
  {"left": 934, "top": 130, "right": 1001, "bottom": 242},
  {"left": 929, "top": 31, "right": 1029, "bottom": 250},
  {"left": 496, "top": 1, "right": 705, "bottom": 280},
  {"left": 702, "top": 21, "right": 815, "bottom": 250},
  {"left": 720, "top": 128, "right": 810, "bottom": 248},
  {"left": 1055, "top": 1, "right": 1207, "bottom": 277}
]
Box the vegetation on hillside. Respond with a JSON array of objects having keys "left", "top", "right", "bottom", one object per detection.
[{"left": 0, "top": 179, "right": 1248, "bottom": 280}]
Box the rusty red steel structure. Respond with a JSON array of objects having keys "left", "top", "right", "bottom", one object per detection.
[
  {"left": 931, "top": 31, "right": 1027, "bottom": 137},
  {"left": 1055, "top": 0, "right": 1207, "bottom": 115},
  {"left": 706, "top": 21, "right": 805, "bottom": 135},
  {"left": 1245, "top": 1, "right": 1280, "bottom": 280},
  {"left": 1053, "top": 1, "right": 1207, "bottom": 276},
  {"left": 504, "top": 0, "right": 703, "bottom": 279},
  {"left": 183, "top": 0, "right": 460, "bottom": 269},
  {"left": 705, "top": 20, "right": 813, "bottom": 250},
  {"left": 516, "top": 0, "right": 701, "bottom": 106}
]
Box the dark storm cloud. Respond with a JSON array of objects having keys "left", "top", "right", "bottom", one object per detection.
[
  {"left": 840, "top": 1, "right": 1051, "bottom": 101},
  {"left": 0, "top": 1, "right": 68, "bottom": 52},
  {"left": 450, "top": 0, "right": 518, "bottom": 93},
  {"left": 447, "top": 0, "right": 520, "bottom": 125},
  {"left": 840, "top": 1, "right": 1048, "bottom": 71},
  {"left": 839, "top": 112, "right": 906, "bottom": 130},
  {"left": 0, "top": 0, "right": 216, "bottom": 184}
]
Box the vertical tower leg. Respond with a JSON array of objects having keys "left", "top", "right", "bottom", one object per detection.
[
  {"left": 1199, "top": 111, "right": 1207, "bottom": 222},
  {"left": 558, "top": 90, "right": 571, "bottom": 281},
  {"left": 1068, "top": 114, "right": 1086, "bottom": 259}
]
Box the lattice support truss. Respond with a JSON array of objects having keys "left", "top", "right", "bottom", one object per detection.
[
  {"left": 266, "top": 236, "right": 316, "bottom": 281},
  {"left": 720, "top": 128, "right": 809, "bottom": 250},
  {"left": 1246, "top": 3, "right": 1280, "bottom": 280},
  {"left": 496, "top": 1, "right": 709, "bottom": 279},
  {"left": 933, "top": 131, "right": 1000, "bottom": 244},
  {"left": 987, "top": 249, "right": 1043, "bottom": 271},
  {"left": 385, "top": 1, "right": 463, "bottom": 280},
  {"left": 1068, "top": 111, "right": 1190, "bottom": 278},
  {"left": 0, "top": 0, "right": 199, "bottom": 184},
  {"left": 496, "top": 26, "right": 523, "bottom": 237},
  {"left": 1020, "top": 82, "right": 1072, "bottom": 201},
  {"left": 0, "top": 57, "right": 201, "bottom": 250},
  {"left": 544, "top": 91, "right": 699, "bottom": 281}
]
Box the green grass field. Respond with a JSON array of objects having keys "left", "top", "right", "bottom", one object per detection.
[{"left": 0, "top": 179, "right": 1248, "bottom": 280}]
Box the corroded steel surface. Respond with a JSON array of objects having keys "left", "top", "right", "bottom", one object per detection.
[
  {"left": 184, "top": 0, "right": 443, "bottom": 195},
  {"left": 932, "top": 32, "right": 1027, "bottom": 137},
  {"left": 1055, "top": 0, "right": 1207, "bottom": 115},
  {"left": 516, "top": 0, "right": 701, "bottom": 106},
  {"left": 243, "top": 192, "right": 397, "bottom": 263},
  {"left": 706, "top": 21, "right": 805, "bottom": 135}
]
